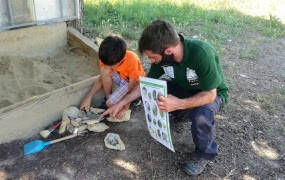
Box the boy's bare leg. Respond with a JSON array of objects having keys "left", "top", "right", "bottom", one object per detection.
[{"left": 100, "top": 66, "right": 113, "bottom": 98}]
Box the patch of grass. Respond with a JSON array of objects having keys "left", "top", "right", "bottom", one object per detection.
[
  {"left": 262, "top": 100, "right": 275, "bottom": 111},
  {"left": 119, "top": 23, "right": 139, "bottom": 40},
  {"left": 277, "top": 86, "right": 285, "bottom": 108},
  {"left": 83, "top": 0, "right": 285, "bottom": 51},
  {"left": 239, "top": 48, "right": 258, "bottom": 60},
  {"left": 254, "top": 95, "right": 275, "bottom": 111},
  {"left": 262, "top": 15, "right": 285, "bottom": 38},
  {"left": 279, "top": 85, "right": 285, "bottom": 96}
]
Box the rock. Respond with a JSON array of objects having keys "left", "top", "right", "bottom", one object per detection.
[
  {"left": 75, "top": 118, "right": 82, "bottom": 121},
  {"left": 82, "top": 116, "right": 90, "bottom": 120},
  {"left": 88, "top": 123, "right": 109, "bottom": 132},
  {"left": 87, "top": 113, "right": 102, "bottom": 119},
  {"left": 62, "top": 106, "right": 80, "bottom": 119},
  {"left": 104, "top": 133, "right": 125, "bottom": 151},
  {"left": 107, "top": 110, "right": 131, "bottom": 122},
  {"left": 66, "top": 124, "right": 74, "bottom": 134},
  {"left": 59, "top": 116, "right": 71, "bottom": 134},
  {"left": 81, "top": 111, "right": 104, "bottom": 121},
  {"left": 39, "top": 129, "right": 50, "bottom": 139},
  {"left": 77, "top": 130, "right": 88, "bottom": 136},
  {"left": 82, "top": 119, "right": 101, "bottom": 125},
  {"left": 90, "top": 107, "right": 105, "bottom": 114},
  {"left": 78, "top": 110, "right": 86, "bottom": 118},
  {"left": 239, "top": 74, "right": 250, "bottom": 78},
  {"left": 71, "top": 120, "right": 80, "bottom": 127},
  {"left": 86, "top": 110, "right": 92, "bottom": 116},
  {"left": 78, "top": 124, "right": 88, "bottom": 132}
]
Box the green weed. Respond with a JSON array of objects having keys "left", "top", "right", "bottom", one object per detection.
[
  {"left": 254, "top": 95, "right": 275, "bottom": 111},
  {"left": 83, "top": 0, "right": 285, "bottom": 50},
  {"left": 239, "top": 48, "right": 258, "bottom": 60}
]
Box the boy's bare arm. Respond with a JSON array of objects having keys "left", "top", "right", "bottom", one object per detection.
[
  {"left": 127, "top": 78, "right": 137, "bottom": 92},
  {"left": 80, "top": 77, "right": 103, "bottom": 110}
]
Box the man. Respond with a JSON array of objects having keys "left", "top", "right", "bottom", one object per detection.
[{"left": 103, "top": 20, "right": 229, "bottom": 175}]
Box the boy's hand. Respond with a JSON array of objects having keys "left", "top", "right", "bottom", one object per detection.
[
  {"left": 80, "top": 96, "right": 92, "bottom": 110},
  {"left": 101, "top": 102, "right": 123, "bottom": 118},
  {"left": 114, "top": 105, "right": 129, "bottom": 119}
]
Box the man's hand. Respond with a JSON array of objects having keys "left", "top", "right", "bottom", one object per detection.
[
  {"left": 80, "top": 96, "right": 92, "bottom": 110},
  {"left": 156, "top": 95, "right": 183, "bottom": 112}
]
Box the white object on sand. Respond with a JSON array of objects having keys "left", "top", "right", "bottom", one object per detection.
[
  {"left": 107, "top": 110, "right": 131, "bottom": 122},
  {"left": 59, "top": 116, "right": 71, "bottom": 134},
  {"left": 82, "top": 119, "right": 101, "bottom": 125},
  {"left": 62, "top": 106, "right": 80, "bottom": 119},
  {"left": 39, "top": 129, "right": 51, "bottom": 139},
  {"left": 88, "top": 123, "right": 109, "bottom": 132},
  {"left": 104, "top": 133, "right": 125, "bottom": 151},
  {"left": 90, "top": 107, "right": 105, "bottom": 114}
]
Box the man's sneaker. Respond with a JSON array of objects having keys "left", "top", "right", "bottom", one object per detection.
[
  {"left": 133, "top": 98, "right": 142, "bottom": 106},
  {"left": 130, "top": 98, "right": 142, "bottom": 111},
  {"left": 183, "top": 157, "right": 210, "bottom": 176}
]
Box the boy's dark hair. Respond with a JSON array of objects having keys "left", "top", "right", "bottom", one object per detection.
[
  {"left": 138, "top": 20, "right": 180, "bottom": 54},
  {"left": 99, "top": 36, "right": 127, "bottom": 66}
]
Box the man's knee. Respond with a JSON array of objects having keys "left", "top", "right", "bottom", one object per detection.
[
  {"left": 190, "top": 107, "right": 217, "bottom": 153},
  {"left": 190, "top": 107, "right": 215, "bottom": 130},
  {"left": 190, "top": 97, "right": 221, "bottom": 125}
]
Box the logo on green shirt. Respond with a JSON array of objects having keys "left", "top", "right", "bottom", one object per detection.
[{"left": 186, "top": 68, "right": 199, "bottom": 86}]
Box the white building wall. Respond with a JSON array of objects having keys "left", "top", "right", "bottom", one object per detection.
[
  {"left": 0, "top": 0, "right": 78, "bottom": 30},
  {"left": 0, "top": 0, "right": 9, "bottom": 27},
  {"left": 34, "top": 0, "right": 61, "bottom": 21}
]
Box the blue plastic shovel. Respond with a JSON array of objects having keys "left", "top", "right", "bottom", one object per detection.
[{"left": 24, "top": 134, "right": 77, "bottom": 155}]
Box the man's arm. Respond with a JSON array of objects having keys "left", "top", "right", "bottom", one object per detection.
[
  {"left": 102, "top": 84, "right": 141, "bottom": 117},
  {"left": 157, "top": 89, "right": 216, "bottom": 112}
]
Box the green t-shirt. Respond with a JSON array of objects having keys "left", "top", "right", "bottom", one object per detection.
[{"left": 147, "top": 36, "right": 229, "bottom": 104}]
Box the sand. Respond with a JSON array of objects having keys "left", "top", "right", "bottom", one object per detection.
[{"left": 0, "top": 47, "right": 100, "bottom": 109}]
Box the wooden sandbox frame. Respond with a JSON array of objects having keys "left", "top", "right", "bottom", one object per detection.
[{"left": 0, "top": 25, "right": 103, "bottom": 144}]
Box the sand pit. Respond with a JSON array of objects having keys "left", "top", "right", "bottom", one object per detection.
[{"left": 0, "top": 48, "right": 99, "bottom": 109}]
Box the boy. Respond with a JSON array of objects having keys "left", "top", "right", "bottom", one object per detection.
[{"left": 80, "top": 36, "right": 145, "bottom": 117}]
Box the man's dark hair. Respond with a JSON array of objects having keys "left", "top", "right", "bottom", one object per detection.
[
  {"left": 99, "top": 36, "right": 127, "bottom": 66},
  {"left": 138, "top": 20, "right": 180, "bottom": 54}
]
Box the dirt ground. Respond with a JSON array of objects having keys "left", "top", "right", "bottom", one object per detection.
[{"left": 0, "top": 31, "right": 284, "bottom": 179}]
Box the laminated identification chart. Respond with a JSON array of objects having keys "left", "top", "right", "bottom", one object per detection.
[{"left": 139, "top": 77, "right": 175, "bottom": 152}]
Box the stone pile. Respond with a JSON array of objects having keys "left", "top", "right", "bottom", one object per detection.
[
  {"left": 59, "top": 106, "right": 109, "bottom": 134},
  {"left": 53, "top": 106, "right": 130, "bottom": 151}
]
